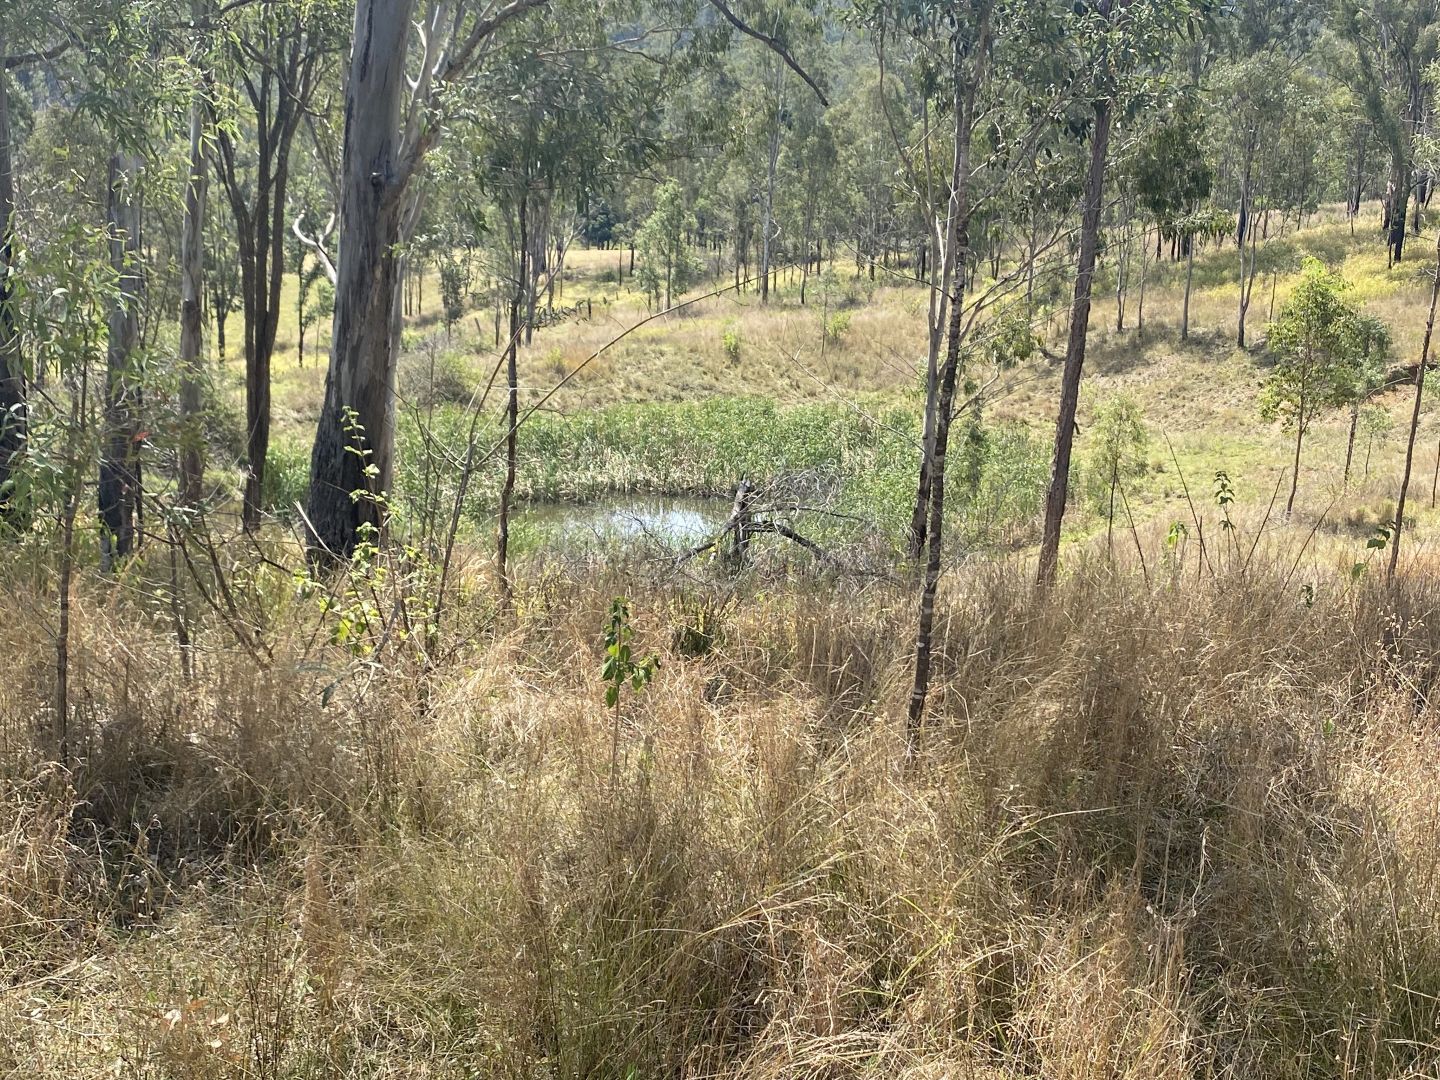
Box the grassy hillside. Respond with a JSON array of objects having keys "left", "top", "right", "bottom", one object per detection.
[
  {"left": 237, "top": 202, "right": 1440, "bottom": 568},
  {"left": 6, "top": 205, "right": 1440, "bottom": 1077}
]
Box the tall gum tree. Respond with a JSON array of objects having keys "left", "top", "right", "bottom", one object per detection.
[
  {"left": 304, "top": 0, "right": 553, "bottom": 561},
  {"left": 854, "top": 0, "right": 1079, "bottom": 739},
  {"left": 1035, "top": 0, "right": 1201, "bottom": 588},
  {"left": 0, "top": 17, "right": 74, "bottom": 518},
  {"left": 213, "top": 0, "right": 340, "bottom": 529},
  {"left": 1333, "top": 0, "right": 1438, "bottom": 264}
]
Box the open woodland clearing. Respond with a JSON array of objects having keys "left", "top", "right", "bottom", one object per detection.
[{"left": 4, "top": 0, "right": 1440, "bottom": 1077}]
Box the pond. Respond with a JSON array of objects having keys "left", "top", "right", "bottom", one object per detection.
[{"left": 516, "top": 495, "right": 732, "bottom": 551}]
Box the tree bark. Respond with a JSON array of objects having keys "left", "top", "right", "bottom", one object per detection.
[
  {"left": 0, "top": 62, "right": 25, "bottom": 518},
  {"left": 1036, "top": 97, "right": 1112, "bottom": 587},
  {"left": 907, "top": 57, "right": 968, "bottom": 562},
  {"left": 758, "top": 64, "right": 784, "bottom": 307},
  {"left": 99, "top": 152, "right": 144, "bottom": 570},
  {"left": 1343, "top": 401, "right": 1358, "bottom": 490},
  {"left": 305, "top": 0, "right": 414, "bottom": 560},
  {"left": 178, "top": 95, "right": 208, "bottom": 505},
  {"left": 497, "top": 193, "right": 526, "bottom": 601},
  {"left": 1114, "top": 205, "right": 1130, "bottom": 332},
  {"left": 1388, "top": 165, "right": 1410, "bottom": 265},
  {"left": 1181, "top": 234, "right": 1194, "bottom": 341},
  {"left": 906, "top": 5, "right": 989, "bottom": 741},
  {"left": 1285, "top": 414, "right": 1303, "bottom": 518},
  {"left": 1386, "top": 231, "right": 1440, "bottom": 587},
  {"left": 1136, "top": 224, "right": 1147, "bottom": 335},
  {"left": 1430, "top": 437, "right": 1439, "bottom": 509},
  {"left": 1238, "top": 192, "right": 1260, "bottom": 348},
  {"left": 302, "top": 0, "right": 551, "bottom": 561},
  {"left": 906, "top": 234, "right": 969, "bottom": 741}
]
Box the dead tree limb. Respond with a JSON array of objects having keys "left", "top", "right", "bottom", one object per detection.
[
  {"left": 706, "top": 0, "right": 829, "bottom": 106},
  {"left": 291, "top": 211, "right": 338, "bottom": 285}
]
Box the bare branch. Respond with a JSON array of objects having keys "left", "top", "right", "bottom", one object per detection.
[
  {"left": 706, "top": 0, "right": 828, "bottom": 106},
  {"left": 4, "top": 39, "right": 70, "bottom": 69},
  {"left": 291, "top": 211, "right": 338, "bottom": 285}
]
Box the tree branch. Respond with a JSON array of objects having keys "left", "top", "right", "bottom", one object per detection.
[
  {"left": 706, "top": 0, "right": 828, "bottom": 106},
  {"left": 4, "top": 39, "right": 70, "bottom": 69},
  {"left": 291, "top": 211, "right": 337, "bottom": 285},
  {"left": 443, "top": 0, "right": 553, "bottom": 82}
]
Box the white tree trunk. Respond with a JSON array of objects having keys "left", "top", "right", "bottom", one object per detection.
[{"left": 305, "top": 0, "right": 414, "bottom": 558}]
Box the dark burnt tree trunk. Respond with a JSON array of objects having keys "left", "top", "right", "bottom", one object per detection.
[
  {"left": 99, "top": 152, "right": 144, "bottom": 570},
  {"left": 0, "top": 60, "right": 24, "bottom": 519},
  {"left": 215, "top": 16, "right": 322, "bottom": 530},
  {"left": 1036, "top": 95, "right": 1113, "bottom": 587}
]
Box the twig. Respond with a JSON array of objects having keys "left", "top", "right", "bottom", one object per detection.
[{"left": 1162, "top": 432, "right": 1211, "bottom": 577}]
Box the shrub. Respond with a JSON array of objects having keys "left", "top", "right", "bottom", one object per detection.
[
  {"left": 261, "top": 437, "right": 311, "bottom": 517},
  {"left": 721, "top": 324, "right": 742, "bottom": 364},
  {"left": 397, "top": 349, "right": 475, "bottom": 408}
]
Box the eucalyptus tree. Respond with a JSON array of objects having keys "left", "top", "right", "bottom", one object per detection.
[
  {"left": 1331, "top": 0, "right": 1438, "bottom": 263},
  {"left": 205, "top": 195, "right": 241, "bottom": 362},
  {"left": 636, "top": 180, "right": 702, "bottom": 310},
  {"left": 305, "top": 0, "right": 557, "bottom": 561},
  {"left": 1129, "top": 94, "right": 1213, "bottom": 340},
  {"left": 832, "top": 66, "right": 905, "bottom": 285},
  {"left": 212, "top": 0, "right": 345, "bottom": 529},
  {"left": 99, "top": 147, "right": 144, "bottom": 567},
  {"left": 1339, "top": 312, "right": 1391, "bottom": 488},
  {"left": 1204, "top": 55, "right": 1278, "bottom": 344},
  {"left": 1260, "top": 258, "right": 1376, "bottom": 517},
  {"left": 1035, "top": 0, "right": 1203, "bottom": 588},
  {"left": 772, "top": 72, "right": 843, "bottom": 300},
  {"left": 177, "top": 0, "right": 218, "bottom": 505},
  {"left": 0, "top": 9, "right": 76, "bottom": 518},
  {"left": 74, "top": 0, "right": 193, "bottom": 567},
  {"left": 847, "top": 0, "right": 1083, "bottom": 738},
  {"left": 751, "top": 4, "right": 825, "bottom": 303}
]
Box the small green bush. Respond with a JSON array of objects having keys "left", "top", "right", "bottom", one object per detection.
[
  {"left": 262, "top": 438, "right": 311, "bottom": 518},
  {"left": 721, "top": 324, "right": 742, "bottom": 364}
]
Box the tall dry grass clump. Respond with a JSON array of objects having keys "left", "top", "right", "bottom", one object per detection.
[{"left": 1, "top": 545, "right": 1438, "bottom": 1078}]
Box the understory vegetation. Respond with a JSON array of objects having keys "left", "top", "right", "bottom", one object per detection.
[
  {"left": 5, "top": 540, "right": 1440, "bottom": 1078},
  {"left": 6, "top": 0, "right": 1440, "bottom": 1073}
]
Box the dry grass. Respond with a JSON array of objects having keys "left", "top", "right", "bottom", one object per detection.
[
  {"left": 4, "top": 530, "right": 1440, "bottom": 1078},
  {"left": 62, "top": 206, "right": 1440, "bottom": 1076}
]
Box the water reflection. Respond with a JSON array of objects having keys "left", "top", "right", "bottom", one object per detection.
[{"left": 518, "top": 496, "right": 728, "bottom": 549}]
